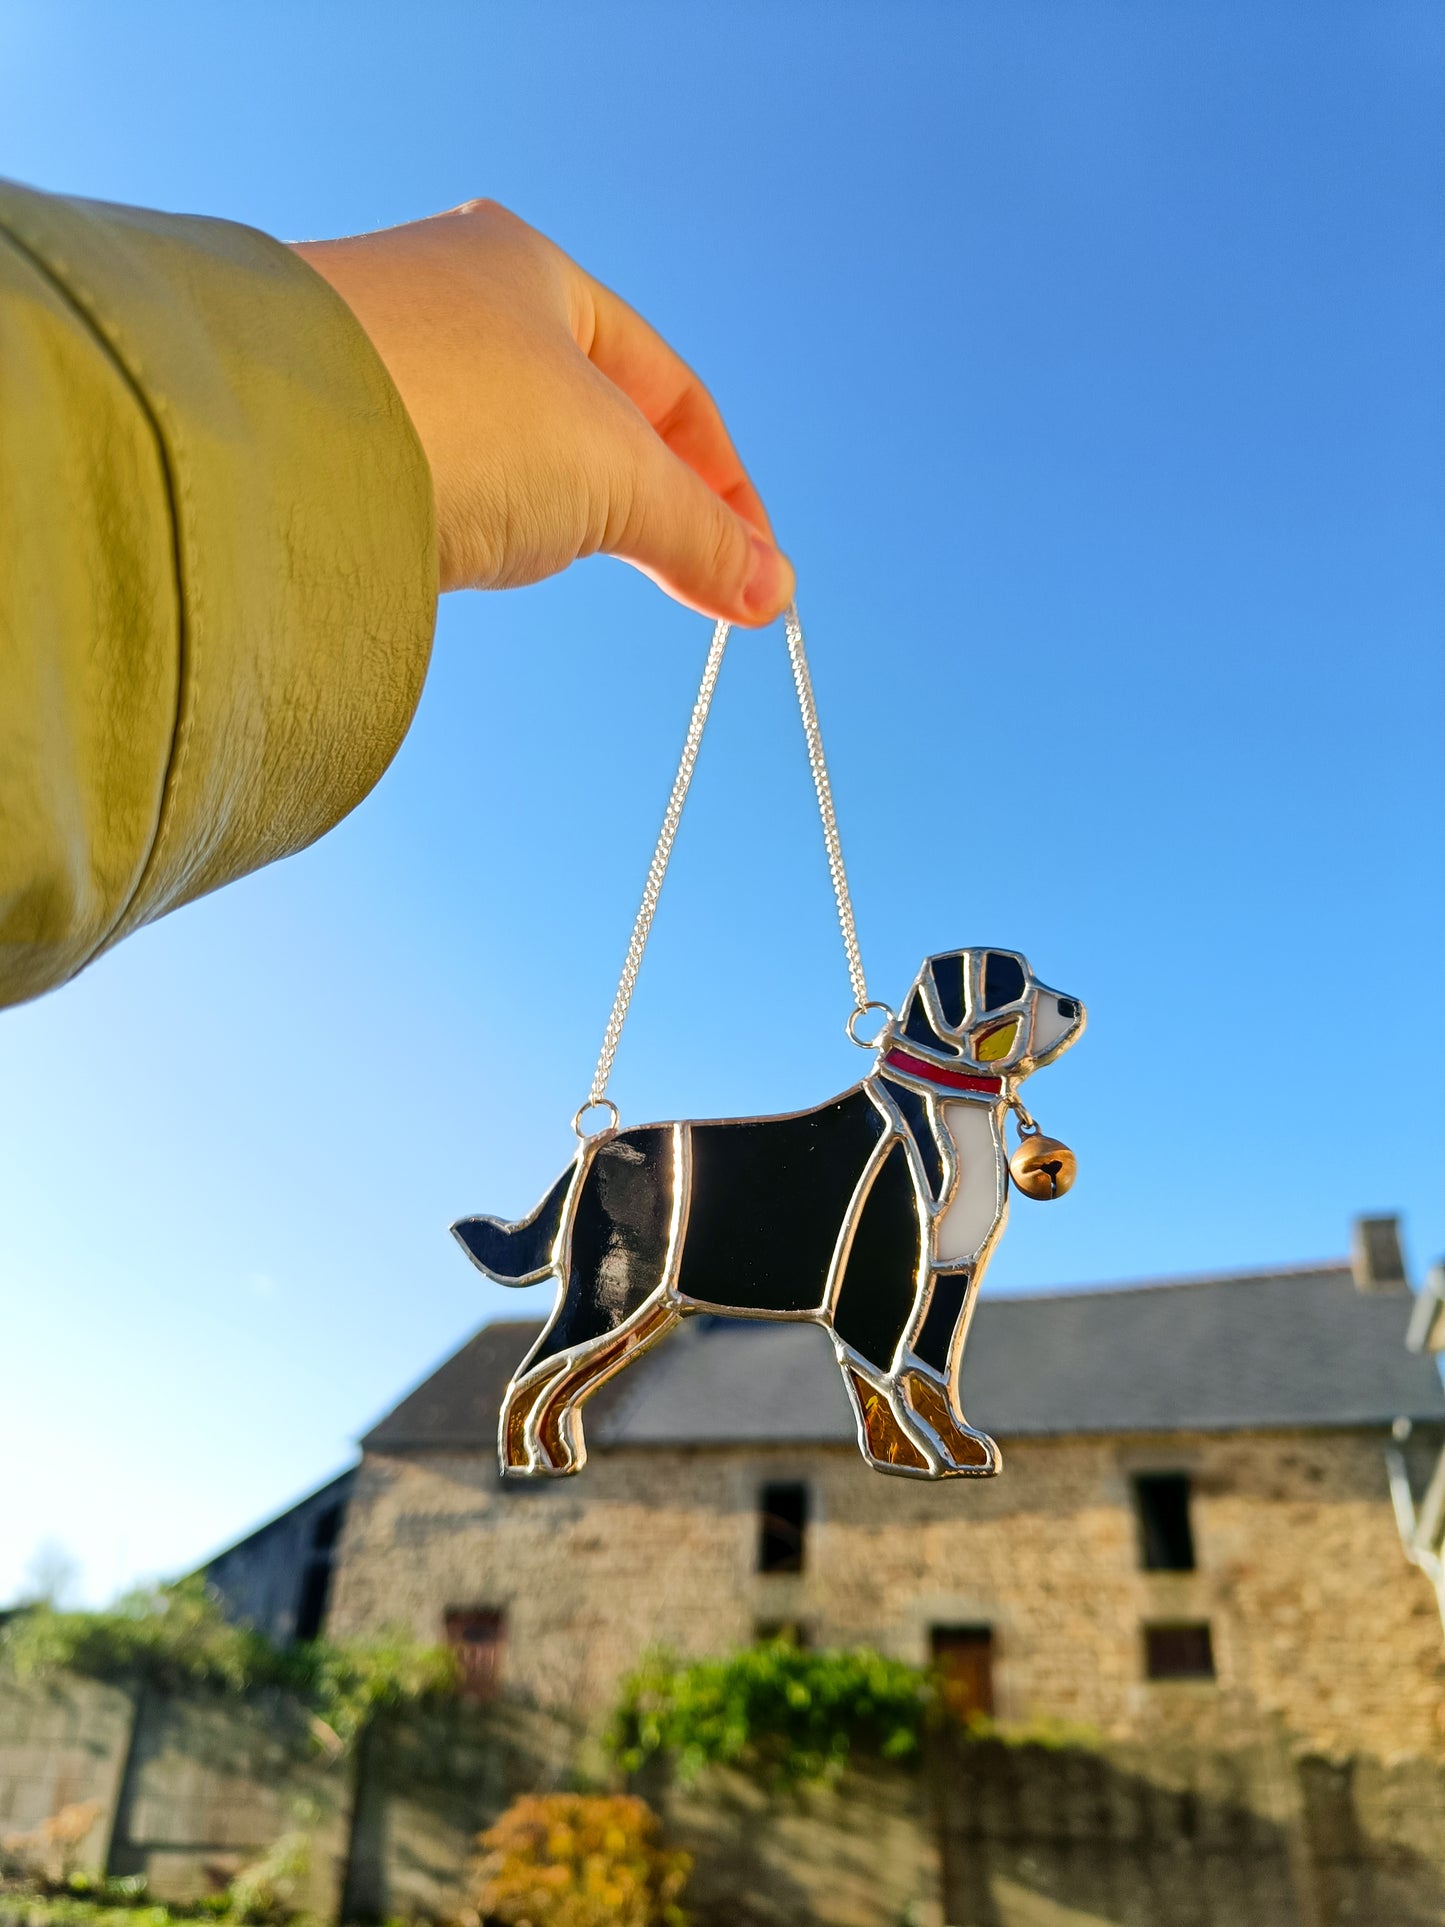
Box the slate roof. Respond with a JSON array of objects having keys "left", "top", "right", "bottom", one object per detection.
[
  {"left": 361, "top": 1265, "right": 1445, "bottom": 1453},
  {"left": 363, "top": 1321, "right": 530, "bottom": 1450}
]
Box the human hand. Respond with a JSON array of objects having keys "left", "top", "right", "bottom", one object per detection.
[{"left": 292, "top": 201, "right": 794, "bottom": 623}]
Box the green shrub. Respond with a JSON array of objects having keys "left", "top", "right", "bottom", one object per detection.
[
  {"left": 609, "top": 1641, "right": 931, "bottom": 1788},
  {"left": 0, "top": 1902, "right": 179, "bottom": 1927},
  {"left": 224, "top": 1825, "right": 312, "bottom": 1925},
  {"left": 465, "top": 1794, "right": 690, "bottom": 1927},
  {"left": 0, "top": 1821, "right": 319, "bottom": 1927},
  {"left": 0, "top": 1580, "right": 457, "bottom": 1746}
]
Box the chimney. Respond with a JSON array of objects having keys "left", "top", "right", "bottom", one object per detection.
[{"left": 1351, "top": 1214, "right": 1408, "bottom": 1294}]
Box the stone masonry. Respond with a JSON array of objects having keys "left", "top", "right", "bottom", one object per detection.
[{"left": 327, "top": 1421, "right": 1445, "bottom": 1760}]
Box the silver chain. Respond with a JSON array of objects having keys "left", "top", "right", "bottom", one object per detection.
[
  {"left": 580, "top": 602, "right": 872, "bottom": 1128},
  {"left": 783, "top": 604, "right": 869, "bottom": 1013}
]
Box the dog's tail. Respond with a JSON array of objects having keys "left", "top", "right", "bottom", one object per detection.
[{"left": 451, "top": 1163, "right": 574, "bottom": 1285}]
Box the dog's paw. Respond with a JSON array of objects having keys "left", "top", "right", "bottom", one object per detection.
[
  {"left": 499, "top": 1365, "right": 585, "bottom": 1477},
  {"left": 902, "top": 1372, "right": 1001, "bottom": 1476}
]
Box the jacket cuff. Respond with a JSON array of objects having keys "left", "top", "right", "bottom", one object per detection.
[{"left": 1, "top": 184, "right": 438, "bottom": 943}]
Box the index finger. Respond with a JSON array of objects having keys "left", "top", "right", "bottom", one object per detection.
[{"left": 573, "top": 271, "right": 777, "bottom": 544}]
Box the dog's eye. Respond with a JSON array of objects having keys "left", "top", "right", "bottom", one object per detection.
[
  {"left": 975, "top": 1016, "right": 1021, "bottom": 1063},
  {"left": 983, "top": 953, "right": 1026, "bottom": 1011}
]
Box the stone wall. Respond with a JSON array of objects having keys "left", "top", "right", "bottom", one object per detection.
[
  {"left": 327, "top": 1425, "right": 1445, "bottom": 1760},
  {"left": 0, "top": 1676, "right": 560, "bottom": 1922},
  {"left": 338, "top": 1699, "right": 575, "bottom": 1921},
  {"left": 652, "top": 1759, "right": 942, "bottom": 1927},
  {"left": 106, "top": 1685, "right": 352, "bottom": 1914},
  {"left": 0, "top": 1673, "right": 133, "bottom": 1869},
  {"left": 0, "top": 1676, "right": 349, "bottom": 1916},
  {"left": 4, "top": 1674, "right": 1445, "bottom": 1924},
  {"left": 932, "top": 1732, "right": 1445, "bottom": 1927}
]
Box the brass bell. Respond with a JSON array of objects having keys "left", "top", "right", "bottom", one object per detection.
[{"left": 1009, "top": 1132, "right": 1077, "bottom": 1201}]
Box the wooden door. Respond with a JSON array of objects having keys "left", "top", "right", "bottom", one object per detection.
[
  {"left": 445, "top": 1609, "right": 505, "bottom": 1701},
  {"left": 931, "top": 1625, "right": 994, "bottom": 1723}
]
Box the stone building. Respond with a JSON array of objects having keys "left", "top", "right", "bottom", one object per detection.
[{"left": 210, "top": 1217, "right": 1445, "bottom": 1762}]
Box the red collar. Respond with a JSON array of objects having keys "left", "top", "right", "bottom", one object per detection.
[{"left": 881, "top": 1047, "right": 1003, "bottom": 1096}]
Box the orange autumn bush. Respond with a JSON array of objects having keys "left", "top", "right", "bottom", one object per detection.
[{"left": 464, "top": 1794, "right": 690, "bottom": 1927}]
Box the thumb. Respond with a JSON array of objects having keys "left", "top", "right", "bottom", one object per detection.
[{"left": 608, "top": 414, "right": 795, "bottom": 627}]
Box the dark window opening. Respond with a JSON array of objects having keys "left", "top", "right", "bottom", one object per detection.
[
  {"left": 931, "top": 1625, "right": 995, "bottom": 1723},
  {"left": 292, "top": 1500, "right": 347, "bottom": 1642},
  {"left": 758, "top": 1483, "right": 808, "bottom": 1574},
  {"left": 1134, "top": 1473, "right": 1196, "bottom": 1572},
  {"left": 445, "top": 1608, "right": 506, "bottom": 1701},
  {"left": 754, "top": 1620, "right": 811, "bottom": 1648},
  {"left": 1144, "top": 1622, "right": 1215, "bottom": 1681},
  {"left": 293, "top": 1559, "right": 332, "bottom": 1643},
  {"left": 310, "top": 1504, "right": 343, "bottom": 1552}
]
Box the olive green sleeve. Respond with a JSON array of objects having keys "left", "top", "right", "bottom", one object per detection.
[{"left": 0, "top": 179, "right": 438, "bottom": 1010}]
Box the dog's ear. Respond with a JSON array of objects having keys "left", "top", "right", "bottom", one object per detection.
[
  {"left": 930, "top": 953, "right": 968, "bottom": 1030},
  {"left": 901, "top": 985, "right": 951, "bottom": 1054},
  {"left": 899, "top": 953, "right": 971, "bottom": 1053}
]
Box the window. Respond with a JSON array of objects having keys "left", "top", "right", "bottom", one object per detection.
[
  {"left": 1143, "top": 1622, "right": 1215, "bottom": 1681},
  {"left": 931, "top": 1626, "right": 995, "bottom": 1723},
  {"left": 1134, "top": 1473, "right": 1196, "bottom": 1572},
  {"left": 445, "top": 1609, "right": 506, "bottom": 1701},
  {"left": 758, "top": 1483, "right": 808, "bottom": 1575},
  {"left": 294, "top": 1564, "right": 331, "bottom": 1643},
  {"left": 293, "top": 1503, "right": 344, "bottom": 1642},
  {"left": 310, "top": 1504, "right": 343, "bottom": 1552}
]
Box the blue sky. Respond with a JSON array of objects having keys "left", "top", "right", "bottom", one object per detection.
[{"left": 1, "top": 2, "right": 1441, "bottom": 1607}]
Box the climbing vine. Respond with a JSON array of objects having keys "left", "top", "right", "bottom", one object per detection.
[{"left": 608, "top": 1641, "right": 932, "bottom": 1788}]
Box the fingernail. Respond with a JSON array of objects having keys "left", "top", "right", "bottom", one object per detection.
[{"left": 743, "top": 535, "right": 793, "bottom": 618}]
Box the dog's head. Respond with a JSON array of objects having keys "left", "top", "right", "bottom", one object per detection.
[{"left": 885, "top": 948, "right": 1085, "bottom": 1084}]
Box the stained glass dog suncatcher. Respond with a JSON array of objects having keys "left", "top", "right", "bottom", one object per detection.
[{"left": 454, "top": 948, "right": 1085, "bottom": 1480}]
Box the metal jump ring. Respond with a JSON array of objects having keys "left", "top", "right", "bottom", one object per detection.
[
  {"left": 1008, "top": 1092, "right": 1039, "bottom": 1137},
  {"left": 846, "top": 1000, "right": 894, "bottom": 1050},
  {"left": 572, "top": 1097, "right": 620, "bottom": 1141}
]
